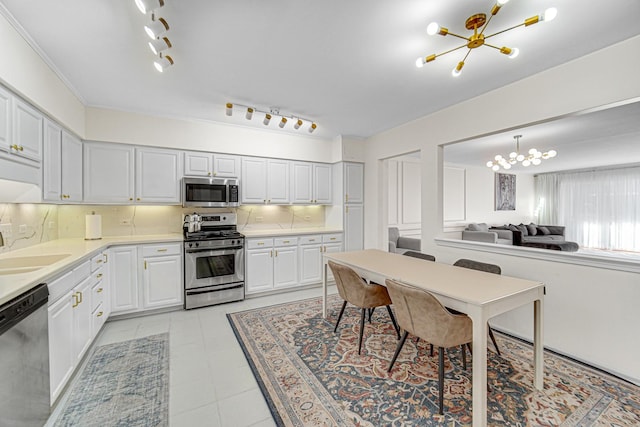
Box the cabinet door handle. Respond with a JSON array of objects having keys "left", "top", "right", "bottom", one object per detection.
[
  {"left": 76, "top": 291, "right": 83, "bottom": 304},
  {"left": 345, "top": 194, "right": 349, "bottom": 202},
  {"left": 103, "top": 253, "right": 108, "bottom": 263},
  {"left": 275, "top": 250, "right": 278, "bottom": 257},
  {"left": 129, "top": 197, "right": 133, "bottom": 201},
  {"left": 96, "top": 259, "right": 103, "bottom": 264},
  {"left": 97, "top": 287, "right": 103, "bottom": 293},
  {"left": 283, "top": 240, "right": 290, "bottom": 244},
  {"left": 144, "top": 260, "right": 148, "bottom": 270},
  {"left": 72, "top": 293, "right": 79, "bottom": 308},
  {"left": 97, "top": 311, "right": 104, "bottom": 317},
  {"left": 208, "top": 172, "right": 212, "bottom": 176},
  {"left": 330, "top": 238, "right": 336, "bottom": 240},
  {"left": 270, "top": 250, "right": 273, "bottom": 257},
  {"left": 96, "top": 273, "right": 103, "bottom": 279},
  {"left": 257, "top": 242, "right": 264, "bottom": 246},
  {"left": 157, "top": 248, "right": 168, "bottom": 252}
]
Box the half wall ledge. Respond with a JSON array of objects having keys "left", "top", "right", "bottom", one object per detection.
[{"left": 435, "top": 238, "right": 640, "bottom": 274}]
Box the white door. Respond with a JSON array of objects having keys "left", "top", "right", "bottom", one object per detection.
[
  {"left": 61, "top": 130, "right": 83, "bottom": 201},
  {"left": 48, "top": 292, "right": 74, "bottom": 403},
  {"left": 12, "top": 98, "right": 43, "bottom": 162},
  {"left": 109, "top": 246, "right": 139, "bottom": 313},
  {"left": 273, "top": 246, "right": 298, "bottom": 288},
  {"left": 299, "top": 244, "right": 322, "bottom": 284},
  {"left": 0, "top": 86, "right": 11, "bottom": 152},
  {"left": 184, "top": 151, "right": 213, "bottom": 176},
  {"left": 213, "top": 154, "right": 240, "bottom": 177},
  {"left": 246, "top": 248, "right": 274, "bottom": 293},
  {"left": 267, "top": 159, "right": 290, "bottom": 203},
  {"left": 344, "top": 204, "right": 364, "bottom": 252},
  {"left": 72, "top": 276, "right": 93, "bottom": 363},
  {"left": 142, "top": 255, "right": 183, "bottom": 308},
  {"left": 84, "top": 142, "right": 135, "bottom": 203},
  {"left": 344, "top": 162, "right": 364, "bottom": 204},
  {"left": 43, "top": 119, "right": 62, "bottom": 201},
  {"left": 241, "top": 157, "right": 267, "bottom": 203},
  {"left": 290, "top": 161, "right": 313, "bottom": 204},
  {"left": 313, "top": 163, "right": 332, "bottom": 204}
]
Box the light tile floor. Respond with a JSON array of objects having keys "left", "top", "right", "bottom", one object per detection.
[{"left": 47, "top": 285, "right": 337, "bottom": 427}]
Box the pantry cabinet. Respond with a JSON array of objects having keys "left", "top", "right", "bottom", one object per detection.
[
  {"left": 184, "top": 151, "right": 240, "bottom": 178},
  {"left": 0, "top": 85, "right": 11, "bottom": 152}
]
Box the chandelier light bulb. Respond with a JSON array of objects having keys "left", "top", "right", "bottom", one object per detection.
[
  {"left": 509, "top": 152, "right": 517, "bottom": 159},
  {"left": 522, "top": 159, "right": 531, "bottom": 167},
  {"left": 532, "top": 158, "right": 542, "bottom": 166},
  {"left": 492, "top": 164, "right": 500, "bottom": 171},
  {"left": 528, "top": 148, "right": 537, "bottom": 155},
  {"left": 415, "top": 57, "right": 426, "bottom": 68},
  {"left": 486, "top": 161, "right": 494, "bottom": 168},
  {"left": 426, "top": 22, "right": 440, "bottom": 36},
  {"left": 494, "top": 154, "right": 503, "bottom": 161},
  {"left": 534, "top": 151, "right": 542, "bottom": 159},
  {"left": 547, "top": 149, "right": 557, "bottom": 158},
  {"left": 508, "top": 48, "right": 520, "bottom": 59},
  {"left": 542, "top": 7, "right": 558, "bottom": 22},
  {"left": 516, "top": 154, "right": 525, "bottom": 162},
  {"left": 503, "top": 163, "right": 512, "bottom": 170},
  {"left": 497, "top": 0, "right": 510, "bottom": 5}
]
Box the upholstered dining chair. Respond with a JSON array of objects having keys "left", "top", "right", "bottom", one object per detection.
[
  {"left": 328, "top": 261, "right": 400, "bottom": 354},
  {"left": 402, "top": 251, "right": 436, "bottom": 262},
  {"left": 452, "top": 258, "right": 502, "bottom": 355},
  {"left": 385, "top": 279, "right": 472, "bottom": 415}
]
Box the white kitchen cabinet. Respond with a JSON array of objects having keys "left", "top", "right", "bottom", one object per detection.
[
  {"left": 72, "top": 276, "right": 93, "bottom": 364},
  {"left": 246, "top": 239, "right": 274, "bottom": 294},
  {"left": 290, "top": 162, "right": 332, "bottom": 204},
  {"left": 184, "top": 151, "right": 240, "bottom": 177},
  {"left": 109, "top": 245, "right": 139, "bottom": 313},
  {"left": 344, "top": 204, "right": 364, "bottom": 252},
  {"left": 273, "top": 238, "right": 298, "bottom": 289},
  {"left": 141, "top": 243, "right": 183, "bottom": 309},
  {"left": 11, "top": 98, "right": 43, "bottom": 163},
  {"left": 44, "top": 122, "right": 83, "bottom": 202},
  {"left": 48, "top": 288, "right": 74, "bottom": 404},
  {"left": 135, "top": 147, "right": 181, "bottom": 204},
  {"left": 299, "top": 235, "right": 323, "bottom": 285},
  {"left": 0, "top": 85, "right": 11, "bottom": 153},
  {"left": 90, "top": 251, "right": 110, "bottom": 336},
  {"left": 241, "top": 157, "right": 289, "bottom": 204},
  {"left": 344, "top": 162, "right": 364, "bottom": 204},
  {"left": 84, "top": 142, "right": 135, "bottom": 203}
]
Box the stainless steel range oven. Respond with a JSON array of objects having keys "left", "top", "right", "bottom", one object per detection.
[{"left": 183, "top": 213, "right": 244, "bottom": 309}]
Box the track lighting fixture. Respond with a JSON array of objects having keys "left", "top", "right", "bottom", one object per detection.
[
  {"left": 144, "top": 17, "right": 169, "bottom": 39},
  {"left": 148, "top": 37, "right": 171, "bottom": 55},
  {"left": 153, "top": 54, "right": 173, "bottom": 72},
  {"left": 135, "top": 0, "right": 164, "bottom": 14},
  {"left": 416, "top": 1, "right": 557, "bottom": 77},
  {"left": 224, "top": 103, "right": 318, "bottom": 134}
]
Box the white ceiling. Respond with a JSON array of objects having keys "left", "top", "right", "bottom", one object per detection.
[{"left": 1, "top": 0, "right": 639, "bottom": 141}]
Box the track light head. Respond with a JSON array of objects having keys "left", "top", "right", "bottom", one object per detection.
[
  {"left": 263, "top": 114, "right": 272, "bottom": 126},
  {"left": 279, "top": 117, "right": 288, "bottom": 128},
  {"left": 246, "top": 108, "right": 254, "bottom": 120},
  {"left": 225, "top": 103, "right": 233, "bottom": 116},
  {"left": 135, "top": 0, "right": 164, "bottom": 15},
  {"left": 294, "top": 119, "right": 303, "bottom": 130},
  {"left": 144, "top": 17, "right": 169, "bottom": 39},
  {"left": 148, "top": 37, "right": 171, "bottom": 55},
  {"left": 153, "top": 55, "right": 173, "bottom": 72},
  {"left": 308, "top": 123, "right": 317, "bottom": 133}
]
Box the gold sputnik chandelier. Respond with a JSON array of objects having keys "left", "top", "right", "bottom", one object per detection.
[{"left": 416, "top": 0, "right": 557, "bottom": 77}]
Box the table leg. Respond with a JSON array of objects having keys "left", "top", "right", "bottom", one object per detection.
[
  {"left": 471, "top": 313, "right": 488, "bottom": 427},
  {"left": 534, "top": 298, "right": 544, "bottom": 389},
  {"left": 322, "top": 260, "right": 328, "bottom": 318}
]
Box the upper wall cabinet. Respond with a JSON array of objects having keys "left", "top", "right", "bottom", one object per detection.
[
  {"left": 84, "top": 142, "right": 135, "bottom": 203},
  {"left": 241, "top": 157, "right": 289, "bottom": 204},
  {"left": 0, "top": 86, "right": 11, "bottom": 153},
  {"left": 290, "top": 162, "right": 332, "bottom": 204},
  {"left": 184, "top": 151, "right": 240, "bottom": 178},
  {"left": 12, "top": 98, "right": 43, "bottom": 164},
  {"left": 44, "top": 120, "right": 83, "bottom": 203},
  {"left": 136, "top": 147, "right": 181, "bottom": 204},
  {"left": 344, "top": 162, "right": 364, "bottom": 204}
]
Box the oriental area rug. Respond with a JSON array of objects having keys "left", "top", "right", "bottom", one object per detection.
[
  {"left": 53, "top": 333, "right": 169, "bottom": 427},
  {"left": 228, "top": 296, "right": 640, "bottom": 426}
]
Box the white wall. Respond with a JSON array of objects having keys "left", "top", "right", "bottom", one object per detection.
[{"left": 363, "top": 35, "right": 640, "bottom": 384}]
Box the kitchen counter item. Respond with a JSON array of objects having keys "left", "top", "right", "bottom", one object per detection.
[
  {"left": 85, "top": 212, "right": 102, "bottom": 240},
  {"left": 0, "top": 283, "right": 50, "bottom": 427}
]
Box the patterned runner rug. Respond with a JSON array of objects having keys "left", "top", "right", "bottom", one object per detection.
[
  {"left": 228, "top": 296, "right": 640, "bottom": 426},
  {"left": 53, "top": 333, "right": 169, "bottom": 427}
]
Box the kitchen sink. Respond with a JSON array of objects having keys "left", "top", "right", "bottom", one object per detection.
[{"left": 0, "top": 254, "right": 71, "bottom": 275}]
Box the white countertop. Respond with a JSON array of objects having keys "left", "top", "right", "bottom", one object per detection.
[
  {"left": 240, "top": 227, "right": 343, "bottom": 238},
  {"left": 0, "top": 234, "right": 183, "bottom": 306}
]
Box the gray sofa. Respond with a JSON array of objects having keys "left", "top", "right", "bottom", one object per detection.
[
  {"left": 388, "top": 227, "right": 421, "bottom": 254},
  {"left": 462, "top": 223, "right": 513, "bottom": 245},
  {"left": 509, "top": 224, "right": 566, "bottom": 245}
]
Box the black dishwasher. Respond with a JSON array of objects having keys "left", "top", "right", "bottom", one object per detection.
[{"left": 0, "top": 283, "right": 51, "bottom": 427}]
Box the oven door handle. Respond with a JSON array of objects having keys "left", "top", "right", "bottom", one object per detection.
[
  {"left": 186, "top": 284, "right": 244, "bottom": 295},
  {"left": 185, "top": 246, "right": 244, "bottom": 254}
]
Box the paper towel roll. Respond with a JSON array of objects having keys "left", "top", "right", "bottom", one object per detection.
[{"left": 85, "top": 214, "right": 102, "bottom": 240}]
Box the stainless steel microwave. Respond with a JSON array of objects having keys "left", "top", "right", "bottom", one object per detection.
[{"left": 182, "top": 177, "right": 240, "bottom": 207}]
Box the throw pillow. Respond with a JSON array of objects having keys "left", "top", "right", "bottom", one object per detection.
[
  {"left": 468, "top": 223, "right": 488, "bottom": 232},
  {"left": 527, "top": 223, "right": 538, "bottom": 236},
  {"left": 508, "top": 224, "right": 520, "bottom": 232},
  {"left": 537, "top": 226, "right": 551, "bottom": 235},
  {"left": 517, "top": 223, "right": 529, "bottom": 236}
]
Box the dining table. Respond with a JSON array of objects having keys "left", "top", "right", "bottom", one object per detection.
[{"left": 322, "top": 249, "right": 545, "bottom": 427}]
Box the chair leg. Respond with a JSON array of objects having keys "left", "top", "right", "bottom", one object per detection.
[
  {"left": 430, "top": 344, "right": 434, "bottom": 357},
  {"left": 461, "top": 344, "right": 467, "bottom": 371},
  {"left": 466, "top": 343, "right": 472, "bottom": 355},
  {"left": 358, "top": 308, "right": 366, "bottom": 354},
  {"left": 438, "top": 347, "right": 445, "bottom": 415},
  {"left": 388, "top": 331, "right": 409, "bottom": 372},
  {"left": 385, "top": 305, "right": 400, "bottom": 339},
  {"left": 334, "top": 301, "right": 347, "bottom": 333},
  {"left": 368, "top": 307, "right": 375, "bottom": 323},
  {"left": 488, "top": 325, "right": 501, "bottom": 355}
]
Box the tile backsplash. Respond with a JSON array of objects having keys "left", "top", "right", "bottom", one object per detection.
[{"left": 0, "top": 203, "right": 327, "bottom": 253}]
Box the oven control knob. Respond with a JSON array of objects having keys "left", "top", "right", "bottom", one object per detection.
[
  {"left": 188, "top": 242, "right": 193, "bottom": 248},
  {"left": 195, "top": 242, "right": 200, "bottom": 247}
]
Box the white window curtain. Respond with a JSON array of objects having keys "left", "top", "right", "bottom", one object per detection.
[{"left": 535, "top": 166, "right": 640, "bottom": 252}]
